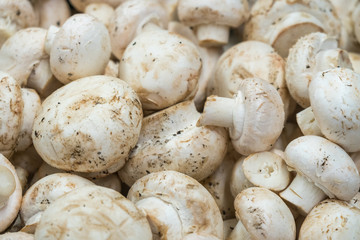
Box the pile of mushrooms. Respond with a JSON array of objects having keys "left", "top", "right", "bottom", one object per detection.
[{"left": 1, "top": 0, "right": 360, "bottom": 239}]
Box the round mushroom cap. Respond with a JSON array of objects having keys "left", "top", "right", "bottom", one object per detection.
[
  {"left": 177, "top": 0, "right": 249, "bottom": 27},
  {"left": 69, "top": 0, "right": 124, "bottom": 12},
  {"left": 119, "top": 100, "right": 228, "bottom": 186},
  {"left": 34, "top": 185, "right": 152, "bottom": 240},
  {"left": 50, "top": 14, "right": 111, "bottom": 84},
  {"left": 127, "top": 171, "right": 223, "bottom": 239},
  {"left": 0, "top": 72, "right": 23, "bottom": 158},
  {"left": 230, "top": 78, "right": 285, "bottom": 155},
  {"left": 234, "top": 187, "right": 296, "bottom": 240},
  {"left": 119, "top": 28, "right": 201, "bottom": 110},
  {"left": 0, "top": 232, "right": 34, "bottom": 240},
  {"left": 213, "top": 40, "right": 290, "bottom": 116},
  {"left": 285, "top": 135, "right": 360, "bottom": 200},
  {"left": 32, "top": 75, "right": 143, "bottom": 173},
  {"left": 309, "top": 68, "right": 360, "bottom": 152},
  {"left": 108, "top": 0, "right": 168, "bottom": 60},
  {"left": 299, "top": 199, "right": 360, "bottom": 239},
  {"left": 21, "top": 173, "right": 94, "bottom": 224}
]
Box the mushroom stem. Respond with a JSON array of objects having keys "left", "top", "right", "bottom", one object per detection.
[
  {"left": 0, "top": 165, "right": 16, "bottom": 208},
  {"left": 44, "top": 25, "right": 60, "bottom": 55},
  {"left": 135, "top": 197, "right": 183, "bottom": 240},
  {"left": 280, "top": 174, "right": 327, "bottom": 216},
  {"left": 197, "top": 95, "right": 240, "bottom": 128},
  {"left": 196, "top": 24, "right": 229, "bottom": 47},
  {"left": 296, "top": 107, "right": 323, "bottom": 136}
]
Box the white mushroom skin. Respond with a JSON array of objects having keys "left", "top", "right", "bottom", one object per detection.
[
  {"left": 68, "top": 0, "right": 124, "bottom": 12},
  {"left": 234, "top": 187, "right": 296, "bottom": 240},
  {"left": 0, "top": 232, "right": 34, "bottom": 240},
  {"left": 119, "top": 27, "right": 201, "bottom": 110},
  {"left": 299, "top": 199, "right": 360, "bottom": 239},
  {"left": 33, "top": 0, "right": 71, "bottom": 29},
  {"left": 84, "top": 3, "right": 115, "bottom": 28},
  {"left": 32, "top": 75, "right": 143, "bottom": 174},
  {"left": 49, "top": 14, "right": 111, "bottom": 84},
  {"left": 127, "top": 171, "right": 223, "bottom": 239},
  {"left": 230, "top": 156, "right": 254, "bottom": 198},
  {"left": 34, "top": 185, "right": 152, "bottom": 240}
]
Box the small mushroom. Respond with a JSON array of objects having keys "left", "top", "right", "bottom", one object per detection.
[
  {"left": 32, "top": 75, "right": 143, "bottom": 174},
  {"left": 286, "top": 32, "right": 353, "bottom": 108},
  {"left": 230, "top": 156, "right": 254, "bottom": 198},
  {"left": 198, "top": 78, "right": 285, "bottom": 156},
  {"left": 32, "top": 0, "right": 71, "bottom": 29},
  {"left": 84, "top": 3, "right": 115, "bottom": 28},
  {"left": 34, "top": 185, "right": 152, "bottom": 239},
  {"left": 20, "top": 173, "right": 94, "bottom": 233},
  {"left": 177, "top": 0, "right": 249, "bottom": 47},
  {"left": 280, "top": 135, "right": 360, "bottom": 215},
  {"left": 119, "top": 25, "right": 201, "bottom": 110},
  {"left": 0, "top": 154, "right": 22, "bottom": 232},
  {"left": 118, "top": 100, "right": 228, "bottom": 186},
  {"left": 47, "top": 14, "right": 111, "bottom": 84},
  {"left": 299, "top": 199, "right": 360, "bottom": 239},
  {"left": 244, "top": 0, "right": 341, "bottom": 57},
  {"left": 0, "top": 232, "right": 34, "bottom": 240},
  {"left": 234, "top": 187, "right": 296, "bottom": 240},
  {"left": 127, "top": 171, "right": 223, "bottom": 239}
]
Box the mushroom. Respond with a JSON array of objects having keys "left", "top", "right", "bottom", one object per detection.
[
  {"left": 230, "top": 156, "right": 254, "bottom": 198},
  {"left": 280, "top": 135, "right": 360, "bottom": 215},
  {"left": 0, "top": 154, "right": 22, "bottom": 232},
  {"left": 0, "top": 232, "right": 34, "bottom": 240},
  {"left": 32, "top": 0, "right": 71, "bottom": 29},
  {"left": 127, "top": 170, "right": 223, "bottom": 239},
  {"left": 118, "top": 100, "right": 228, "bottom": 186},
  {"left": 32, "top": 75, "right": 143, "bottom": 175},
  {"left": 352, "top": 2, "right": 360, "bottom": 45},
  {"left": 299, "top": 199, "right": 360, "bottom": 239},
  {"left": 349, "top": 52, "right": 360, "bottom": 73},
  {"left": 119, "top": 25, "right": 201, "bottom": 110},
  {"left": 286, "top": 32, "right": 353, "bottom": 108},
  {"left": 210, "top": 40, "right": 292, "bottom": 118},
  {"left": 177, "top": 0, "right": 249, "bottom": 47},
  {"left": 198, "top": 78, "right": 285, "bottom": 156},
  {"left": 0, "top": 0, "right": 38, "bottom": 47},
  {"left": 242, "top": 151, "right": 291, "bottom": 192},
  {"left": 46, "top": 14, "right": 111, "bottom": 84},
  {"left": 234, "top": 187, "right": 296, "bottom": 240},
  {"left": 68, "top": 0, "right": 124, "bottom": 12},
  {"left": 108, "top": 0, "right": 168, "bottom": 60},
  {"left": 243, "top": 0, "right": 341, "bottom": 57},
  {"left": 84, "top": 3, "right": 115, "bottom": 28},
  {"left": 34, "top": 185, "right": 152, "bottom": 239},
  {"left": 20, "top": 173, "right": 94, "bottom": 233},
  {"left": 224, "top": 219, "right": 251, "bottom": 240},
  {"left": 296, "top": 68, "right": 360, "bottom": 152}
]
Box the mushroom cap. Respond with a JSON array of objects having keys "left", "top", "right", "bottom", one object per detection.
[
  {"left": 0, "top": 232, "right": 34, "bottom": 240},
  {"left": 108, "top": 0, "right": 168, "bottom": 60},
  {"left": 0, "top": 28, "right": 47, "bottom": 86},
  {"left": 0, "top": 71, "right": 23, "bottom": 158},
  {"left": 32, "top": 75, "right": 143, "bottom": 173},
  {"left": 35, "top": 0, "right": 71, "bottom": 29},
  {"left": 299, "top": 199, "right": 360, "bottom": 239},
  {"left": 234, "top": 187, "right": 296, "bottom": 240},
  {"left": 285, "top": 135, "right": 360, "bottom": 200},
  {"left": 119, "top": 28, "right": 201, "bottom": 110},
  {"left": 244, "top": 0, "right": 341, "bottom": 57},
  {"left": 119, "top": 100, "right": 227, "bottom": 186},
  {"left": 177, "top": 0, "right": 249, "bottom": 27},
  {"left": 0, "top": 154, "right": 22, "bottom": 232},
  {"left": 50, "top": 14, "right": 111, "bottom": 84},
  {"left": 21, "top": 173, "right": 94, "bottom": 224},
  {"left": 127, "top": 170, "right": 223, "bottom": 239},
  {"left": 309, "top": 68, "right": 360, "bottom": 152},
  {"left": 69, "top": 0, "right": 124, "bottom": 12},
  {"left": 230, "top": 78, "right": 285, "bottom": 155},
  {"left": 34, "top": 185, "right": 152, "bottom": 240},
  {"left": 213, "top": 40, "right": 290, "bottom": 116},
  {"left": 230, "top": 156, "right": 254, "bottom": 198}
]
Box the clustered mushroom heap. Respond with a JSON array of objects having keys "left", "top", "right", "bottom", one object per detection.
[{"left": 1, "top": 0, "right": 360, "bottom": 239}]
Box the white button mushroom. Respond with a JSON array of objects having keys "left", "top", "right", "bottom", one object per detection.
[
  {"left": 0, "top": 154, "right": 22, "bottom": 232},
  {"left": 47, "top": 14, "right": 111, "bottom": 84},
  {"left": 244, "top": 0, "right": 341, "bottom": 57},
  {"left": 280, "top": 135, "right": 360, "bottom": 215},
  {"left": 299, "top": 199, "right": 360, "bottom": 239},
  {"left": 286, "top": 32, "right": 353, "bottom": 108},
  {"left": 32, "top": 0, "right": 71, "bottom": 29},
  {"left": 198, "top": 78, "right": 285, "bottom": 156},
  {"left": 234, "top": 187, "right": 296, "bottom": 240},
  {"left": 34, "top": 185, "right": 152, "bottom": 239},
  {"left": 118, "top": 100, "right": 228, "bottom": 186},
  {"left": 119, "top": 25, "right": 202, "bottom": 110},
  {"left": 230, "top": 156, "right": 254, "bottom": 198},
  {"left": 32, "top": 75, "right": 143, "bottom": 174},
  {"left": 177, "top": 0, "right": 249, "bottom": 47},
  {"left": 68, "top": 0, "right": 124, "bottom": 12},
  {"left": 127, "top": 171, "right": 223, "bottom": 239},
  {"left": 0, "top": 232, "right": 34, "bottom": 240},
  {"left": 84, "top": 3, "right": 115, "bottom": 28}
]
